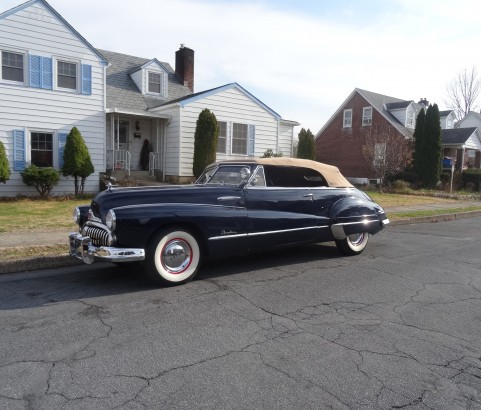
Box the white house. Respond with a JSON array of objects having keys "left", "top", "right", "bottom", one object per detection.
[
  {"left": 0, "top": 0, "right": 107, "bottom": 196},
  {"left": 0, "top": 0, "right": 299, "bottom": 196}
]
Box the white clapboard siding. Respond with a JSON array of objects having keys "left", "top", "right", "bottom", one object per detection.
[
  {"left": 177, "top": 87, "right": 282, "bottom": 177},
  {"left": 0, "top": 1, "right": 106, "bottom": 197}
]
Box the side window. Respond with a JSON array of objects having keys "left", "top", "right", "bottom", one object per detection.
[
  {"left": 248, "top": 166, "right": 266, "bottom": 187},
  {"left": 343, "top": 109, "right": 352, "bottom": 128},
  {"left": 31, "top": 131, "right": 53, "bottom": 167},
  {"left": 362, "top": 107, "right": 372, "bottom": 125},
  {"left": 217, "top": 121, "right": 227, "bottom": 153},
  {"left": 2, "top": 51, "right": 24, "bottom": 83},
  {"left": 57, "top": 60, "right": 77, "bottom": 90}
]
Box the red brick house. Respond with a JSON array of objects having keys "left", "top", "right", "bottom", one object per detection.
[
  {"left": 315, "top": 88, "right": 481, "bottom": 184},
  {"left": 315, "top": 88, "right": 423, "bottom": 184}
]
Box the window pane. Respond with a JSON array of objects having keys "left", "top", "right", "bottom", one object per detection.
[
  {"left": 31, "top": 132, "right": 53, "bottom": 167},
  {"left": 217, "top": 121, "right": 226, "bottom": 153},
  {"left": 58, "top": 61, "right": 76, "bottom": 89},
  {"left": 232, "top": 123, "right": 247, "bottom": 155},
  {"left": 2, "top": 51, "right": 24, "bottom": 82},
  {"left": 148, "top": 72, "right": 161, "bottom": 93}
]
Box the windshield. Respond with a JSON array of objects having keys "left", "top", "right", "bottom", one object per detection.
[{"left": 196, "top": 165, "right": 253, "bottom": 185}]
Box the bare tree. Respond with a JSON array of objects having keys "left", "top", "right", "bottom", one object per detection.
[
  {"left": 362, "top": 123, "right": 412, "bottom": 193},
  {"left": 445, "top": 66, "right": 481, "bottom": 121}
]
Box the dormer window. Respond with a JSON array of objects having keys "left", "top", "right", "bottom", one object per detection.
[
  {"left": 407, "top": 111, "right": 415, "bottom": 128},
  {"left": 148, "top": 71, "right": 161, "bottom": 94}
]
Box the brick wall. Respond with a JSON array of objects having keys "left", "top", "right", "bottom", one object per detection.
[{"left": 316, "top": 91, "right": 408, "bottom": 180}]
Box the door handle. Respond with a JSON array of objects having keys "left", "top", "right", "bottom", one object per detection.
[{"left": 303, "top": 193, "right": 313, "bottom": 198}]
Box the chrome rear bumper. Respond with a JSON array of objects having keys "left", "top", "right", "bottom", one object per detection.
[{"left": 69, "top": 233, "right": 145, "bottom": 264}]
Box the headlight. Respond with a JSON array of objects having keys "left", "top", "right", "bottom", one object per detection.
[
  {"left": 105, "top": 209, "right": 116, "bottom": 231},
  {"left": 73, "top": 207, "right": 81, "bottom": 224}
]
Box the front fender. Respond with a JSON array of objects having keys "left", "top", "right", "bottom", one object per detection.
[{"left": 329, "top": 197, "right": 387, "bottom": 240}]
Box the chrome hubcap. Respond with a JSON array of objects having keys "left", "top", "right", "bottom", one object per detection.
[
  {"left": 161, "top": 239, "right": 192, "bottom": 273},
  {"left": 348, "top": 233, "right": 364, "bottom": 246}
]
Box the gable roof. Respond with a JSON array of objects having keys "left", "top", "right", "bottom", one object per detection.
[
  {"left": 98, "top": 49, "right": 192, "bottom": 114},
  {"left": 128, "top": 59, "right": 170, "bottom": 75},
  {"left": 150, "top": 82, "right": 284, "bottom": 121},
  {"left": 441, "top": 127, "right": 478, "bottom": 145},
  {"left": 0, "top": 0, "right": 107, "bottom": 65},
  {"left": 439, "top": 110, "right": 454, "bottom": 117},
  {"left": 316, "top": 88, "right": 419, "bottom": 139}
]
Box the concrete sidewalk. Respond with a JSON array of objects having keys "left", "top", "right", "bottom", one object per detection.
[{"left": 1, "top": 201, "right": 481, "bottom": 275}]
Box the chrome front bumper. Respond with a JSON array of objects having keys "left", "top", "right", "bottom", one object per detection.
[{"left": 69, "top": 232, "right": 145, "bottom": 264}]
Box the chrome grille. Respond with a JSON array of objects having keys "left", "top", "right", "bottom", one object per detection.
[{"left": 84, "top": 226, "right": 111, "bottom": 246}]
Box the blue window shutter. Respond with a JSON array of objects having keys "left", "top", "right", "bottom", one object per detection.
[
  {"left": 29, "top": 55, "right": 41, "bottom": 88},
  {"left": 13, "top": 129, "right": 26, "bottom": 171},
  {"left": 248, "top": 124, "right": 255, "bottom": 156},
  {"left": 58, "top": 131, "right": 68, "bottom": 170},
  {"left": 42, "top": 57, "right": 53, "bottom": 90},
  {"left": 81, "top": 64, "right": 92, "bottom": 95}
]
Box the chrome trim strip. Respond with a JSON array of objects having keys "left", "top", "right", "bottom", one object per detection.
[
  {"left": 208, "top": 225, "right": 328, "bottom": 241},
  {"left": 331, "top": 219, "right": 378, "bottom": 240},
  {"left": 217, "top": 196, "right": 242, "bottom": 201}
]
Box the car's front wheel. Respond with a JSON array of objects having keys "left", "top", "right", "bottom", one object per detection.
[
  {"left": 335, "top": 232, "right": 369, "bottom": 256},
  {"left": 145, "top": 228, "right": 201, "bottom": 286}
]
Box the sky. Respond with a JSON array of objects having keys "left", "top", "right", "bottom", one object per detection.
[{"left": 2, "top": 0, "right": 480, "bottom": 135}]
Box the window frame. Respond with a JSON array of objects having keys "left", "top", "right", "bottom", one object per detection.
[
  {"left": 362, "top": 106, "right": 372, "bottom": 126},
  {"left": 30, "top": 130, "right": 54, "bottom": 168},
  {"left": 56, "top": 59, "right": 78, "bottom": 91},
  {"left": 343, "top": 109, "right": 352, "bottom": 128},
  {"left": 1, "top": 50, "right": 25, "bottom": 84},
  {"left": 231, "top": 122, "right": 248, "bottom": 155},
  {"left": 147, "top": 71, "right": 162, "bottom": 94},
  {"left": 217, "top": 121, "right": 227, "bottom": 154}
]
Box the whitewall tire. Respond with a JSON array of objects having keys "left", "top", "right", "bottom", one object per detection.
[{"left": 335, "top": 232, "right": 369, "bottom": 256}]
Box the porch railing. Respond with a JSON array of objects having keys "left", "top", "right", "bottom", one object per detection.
[
  {"left": 149, "top": 152, "right": 162, "bottom": 177},
  {"left": 107, "top": 150, "right": 131, "bottom": 176}
]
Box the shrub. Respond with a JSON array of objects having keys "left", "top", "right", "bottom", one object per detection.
[
  {"left": 62, "top": 127, "right": 94, "bottom": 195},
  {"left": 0, "top": 141, "right": 10, "bottom": 184},
  {"left": 21, "top": 165, "right": 60, "bottom": 198},
  {"left": 391, "top": 180, "right": 411, "bottom": 194},
  {"left": 462, "top": 169, "right": 481, "bottom": 191},
  {"left": 192, "top": 109, "right": 218, "bottom": 178},
  {"left": 261, "top": 149, "right": 283, "bottom": 158}
]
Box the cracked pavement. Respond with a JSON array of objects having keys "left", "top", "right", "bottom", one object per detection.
[{"left": 0, "top": 217, "right": 480, "bottom": 409}]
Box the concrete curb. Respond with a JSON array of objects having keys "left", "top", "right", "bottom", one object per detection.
[{"left": 2, "top": 210, "right": 481, "bottom": 275}]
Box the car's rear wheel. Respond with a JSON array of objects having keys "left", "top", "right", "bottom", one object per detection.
[
  {"left": 145, "top": 228, "right": 201, "bottom": 285},
  {"left": 335, "top": 232, "right": 369, "bottom": 256}
]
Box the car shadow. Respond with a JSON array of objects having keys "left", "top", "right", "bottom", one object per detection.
[{"left": 0, "top": 242, "right": 342, "bottom": 311}]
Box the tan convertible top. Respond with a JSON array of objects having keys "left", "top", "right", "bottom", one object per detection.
[{"left": 256, "top": 158, "right": 353, "bottom": 188}]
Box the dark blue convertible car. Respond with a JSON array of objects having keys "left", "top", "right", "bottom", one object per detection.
[{"left": 70, "top": 158, "right": 389, "bottom": 285}]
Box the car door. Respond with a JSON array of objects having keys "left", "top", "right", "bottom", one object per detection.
[{"left": 243, "top": 185, "right": 318, "bottom": 251}]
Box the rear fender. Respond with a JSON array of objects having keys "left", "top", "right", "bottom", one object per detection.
[{"left": 330, "top": 197, "right": 385, "bottom": 240}]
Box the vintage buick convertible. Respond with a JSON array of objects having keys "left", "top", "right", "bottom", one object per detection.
[{"left": 69, "top": 158, "right": 389, "bottom": 285}]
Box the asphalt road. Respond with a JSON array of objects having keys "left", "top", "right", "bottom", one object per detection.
[{"left": 1, "top": 217, "right": 480, "bottom": 409}]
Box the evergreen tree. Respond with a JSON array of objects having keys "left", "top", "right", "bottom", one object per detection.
[
  {"left": 423, "top": 104, "right": 442, "bottom": 188},
  {"left": 412, "top": 108, "right": 426, "bottom": 178},
  {"left": 192, "top": 109, "right": 218, "bottom": 178},
  {"left": 62, "top": 127, "right": 94, "bottom": 195},
  {"left": 297, "top": 128, "right": 315, "bottom": 160},
  {"left": 0, "top": 141, "right": 10, "bottom": 184}
]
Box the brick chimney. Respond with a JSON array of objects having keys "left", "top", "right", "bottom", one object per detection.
[
  {"left": 175, "top": 44, "right": 194, "bottom": 92},
  {"left": 418, "top": 98, "right": 429, "bottom": 107}
]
